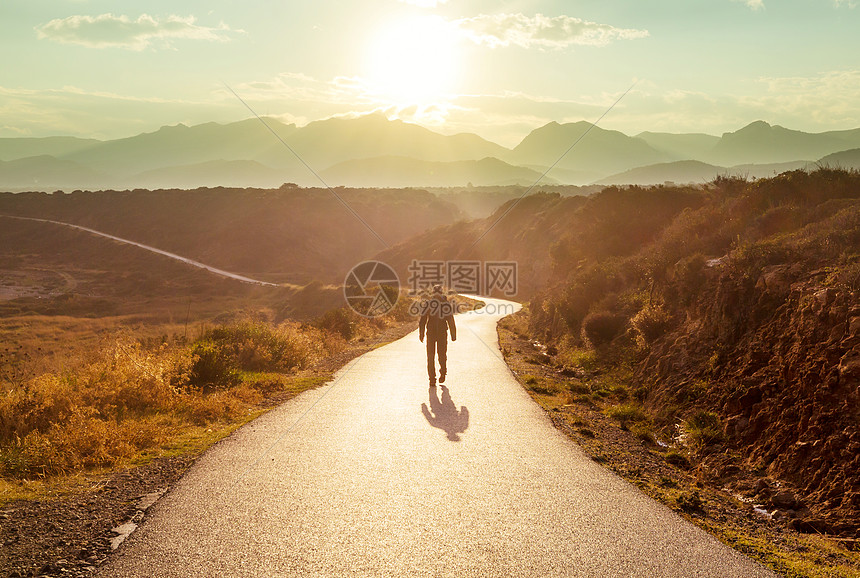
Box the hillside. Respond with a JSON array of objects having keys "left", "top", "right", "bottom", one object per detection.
[
  {"left": 0, "top": 136, "right": 99, "bottom": 162},
  {"left": 597, "top": 159, "right": 813, "bottom": 186},
  {"left": 635, "top": 132, "right": 720, "bottom": 160},
  {"left": 820, "top": 148, "right": 860, "bottom": 170},
  {"left": 511, "top": 121, "right": 671, "bottom": 176},
  {"left": 0, "top": 186, "right": 461, "bottom": 285},
  {"left": 709, "top": 121, "right": 860, "bottom": 166},
  {"left": 282, "top": 113, "right": 508, "bottom": 168},
  {"left": 596, "top": 160, "right": 722, "bottom": 186},
  {"left": 132, "top": 160, "right": 288, "bottom": 190},
  {"left": 321, "top": 156, "right": 554, "bottom": 188},
  {"left": 377, "top": 185, "right": 701, "bottom": 298},
  {"left": 0, "top": 156, "right": 109, "bottom": 190},
  {"left": 62, "top": 119, "right": 299, "bottom": 175},
  {"left": 3, "top": 116, "right": 860, "bottom": 190},
  {"left": 526, "top": 169, "right": 860, "bottom": 535}
]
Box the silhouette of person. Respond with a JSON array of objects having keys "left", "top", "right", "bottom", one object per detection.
[
  {"left": 421, "top": 385, "right": 469, "bottom": 441},
  {"left": 418, "top": 284, "right": 456, "bottom": 387}
]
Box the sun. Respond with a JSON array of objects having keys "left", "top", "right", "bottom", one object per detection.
[{"left": 365, "top": 16, "right": 460, "bottom": 106}]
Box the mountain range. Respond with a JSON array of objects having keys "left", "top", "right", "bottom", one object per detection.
[{"left": 2, "top": 115, "right": 860, "bottom": 191}]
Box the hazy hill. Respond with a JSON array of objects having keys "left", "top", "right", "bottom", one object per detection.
[
  {"left": 596, "top": 160, "right": 722, "bottom": 186},
  {"left": 132, "top": 159, "right": 288, "bottom": 190},
  {"left": 818, "top": 147, "right": 860, "bottom": 170},
  {"left": 0, "top": 136, "right": 99, "bottom": 162},
  {"left": 597, "top": 159, "right": 813, "bottom": 186},
  {"left": 280, "top": 113, "right": 509, "bottom": 169},
  {"left": 0, "top": 155, "right": 108, "bottom": 190},
  {"left": 635, "top": 132, "right": 720, "bottom": 160},
  {"left": 62, "top": 118, "right": 299, "bottom": 175},
  {"left": 512, "top": 121, "right": 671, "bottom": 176},
  {"left": 709, "top": 121, "right": 860, "bottom": 165},
  {"left": 4, "top": 116, "right": 860, "bottom": 191},
  {"left": 729, "top": 160, "right": 813, "bottom": 179},
  {"left": 320, "top": 156, "right": 553, "bottom": 188}
]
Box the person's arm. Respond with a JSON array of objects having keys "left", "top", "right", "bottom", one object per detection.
[
  {"left": 447, "top": 314, "right": 456, "bottom": 341},
  {"left": 419, "top": 310, "right": 428, "bottom": 342}
]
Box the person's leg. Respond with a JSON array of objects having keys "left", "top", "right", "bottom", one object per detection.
[
  {"left": 437, "top": 336, "right": 447, "bottom": 382},
  {"left": 426, "top": 337, "right": 437, "bottom": 385}
]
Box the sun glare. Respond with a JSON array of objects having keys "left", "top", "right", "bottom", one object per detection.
[{"left": 365, "top": 16, "right": 460, "bottom": 105}]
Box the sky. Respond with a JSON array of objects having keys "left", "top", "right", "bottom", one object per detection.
[{"left": 2, "top": 0, "right": 859, "bottom": 147}]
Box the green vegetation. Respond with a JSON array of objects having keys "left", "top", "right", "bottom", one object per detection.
[
  {"left": 682, "top": 411, "right": 725, "bottom": 452},
  {"left": 605, "top": 403, "right": 648, "bottom": 428}
]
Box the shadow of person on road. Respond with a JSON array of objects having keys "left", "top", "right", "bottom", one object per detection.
[{"left": 421, "top": 385, "right": 469, "bottom": 442}]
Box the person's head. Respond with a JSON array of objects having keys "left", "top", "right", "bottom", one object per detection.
[{"left": 432, "top": 284, "right": 443, "bottom": 294}]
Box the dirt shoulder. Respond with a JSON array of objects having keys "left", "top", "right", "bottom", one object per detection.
[{"left": 497, "top": 311, "right": 859, "bottom": 578}]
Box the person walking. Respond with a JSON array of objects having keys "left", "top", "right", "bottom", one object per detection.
[{"left": 419, "top": 284, "right": 456, "bottom": 387}]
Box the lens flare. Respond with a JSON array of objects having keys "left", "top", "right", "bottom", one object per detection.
[{"left": 365, "top": 15, "right": 460, "bottom": 106}]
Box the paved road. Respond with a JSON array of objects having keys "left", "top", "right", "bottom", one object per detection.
[{"left": 100, "top": 298, "right": 775, "bottom": 577}]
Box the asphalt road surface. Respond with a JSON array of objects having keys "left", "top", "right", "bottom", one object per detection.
[{"left": 100, "top": 298, "right": 775, "bottom": 577}]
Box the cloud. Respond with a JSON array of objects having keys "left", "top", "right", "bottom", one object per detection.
[
  {"left": 35, "top": 13, "right": 233, "bottom": 50},
  {"left": 732, "top": 0, "right": 765, "bottom": 10},
  {"left": 0, "top": 84, "right": 240, "bottom": 139},
  {"left": 398, "top": 0, "right": 448, "bottom": 6},
  {"left": 453, "top": 13, "right": 649, "bottom": 49},
  {"left": 750, "top": 70, "right": 860, "bottom": 126},
  {"left": 232, "top": 73, "right": 378, "bottom": 108},
  {"left": 833, "top": 0, "right": 856, "bottom": 7}
]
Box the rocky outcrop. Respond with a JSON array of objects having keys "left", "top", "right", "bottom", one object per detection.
[{"left": 639, "top": 265, "right": 860, "bottom": 534}]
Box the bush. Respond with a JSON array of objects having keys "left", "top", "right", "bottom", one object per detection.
[
  {"left": 189, "top": 342, "right": 240, "bottom": 389},
  {"left": 582, "top": 311, "right": 627, "bottom": 347},
  {"left": 676, "top": 490, "right": 705, "bottom": 514},
  {"left": 630, "top": 422, "right": 654, "bottom": 443},
  {"left": 200, "top": 320, "right": 325, "bottom": 374},
  {"left": 836, "top": 260, "right": 860, "bottom": 291},
  {"left": 631, "top": 305, "right": 673, "bottom": 344},
  {"left": 316, "top": 307, "right": 356, "bottom": 340},
  {"left": 684, "top": 411, "right": 725, "bottom": 450},
  {"left": 665, "top": 450, "right": 690, "bottom": 468},
  {"left": 606, "top": 403, "right": 648, "bottom": 428}
]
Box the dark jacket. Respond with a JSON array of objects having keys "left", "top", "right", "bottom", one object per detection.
[{"left": 419, "top": 294, "right": 457, "bottom": 341}]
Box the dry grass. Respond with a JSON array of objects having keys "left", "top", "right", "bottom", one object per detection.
[{"left": 0, "top": 306, "right": 404, "bottom": 494}]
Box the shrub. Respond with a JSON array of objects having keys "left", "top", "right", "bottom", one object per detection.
[
  {"left": 683, "top": 411, "right": 725, "bottom": 450},
  {"left": 676, "top": 490, "right": 705, "bottom": 514},
  {"left": 606, "top": 403, "right": 648, "bottom": 428},
  {"left": 631, "top": 305, "right": 673, "bottom": 344},
  {"left": 189, "top": 342, "right": 240, "bottom": 390},
  {"left": 316, "top": 308, "right": 356, "bottom": 340},
  {"left": 563, "top": 348, "right": 599, "bottom": 373},
  {"left": 836, "top": 260, "right": 860, "bottom": 291},
  {"left": 659, "top": 475, "right": 678, "bottom": 488},
  {"left": 665, "top": 450, "right": 690, "bottom": 468},
  {"left": 582, "top": 311, "right": 627, "bottom": 347},
  {"left": 200, "top": 320, "right": 324, "bottom": 374},
  {"left": 630, "top": 422, "right": 654, "bottom": 444},
  {"left": 672, "top": 253, "right": 707, "bottom": 304}
]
